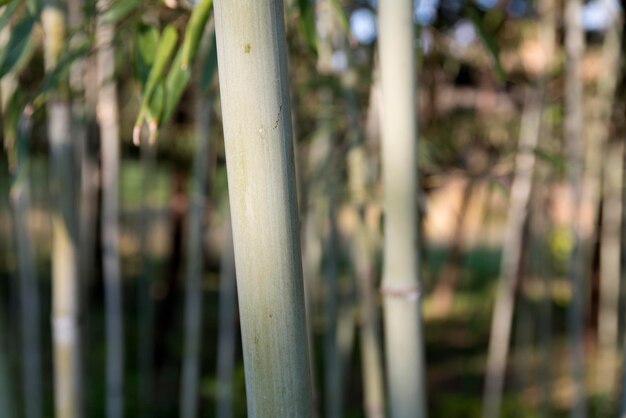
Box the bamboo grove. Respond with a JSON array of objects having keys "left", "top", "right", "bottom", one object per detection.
[{"left": 1, "top": 0, "right": 626, "bottom": 417}]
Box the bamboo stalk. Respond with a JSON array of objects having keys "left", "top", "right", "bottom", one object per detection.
[
  {"left": 595, "top": 10, "right": 623, "bottom": 396},
  {"left": 378, "top": 1, "right": 427, "bottom": 417},
  {"left": 216, "top": 213, "right": 237, "bottom": 418},
  {"left": 564, "top": 0, "right": 586, "bottom": 414},
  {"left": 96, "top": 1, "right": 124, "bottom": 416},
  {"left": 213, "top": 0, "right": 313, "bottom": 415},
  {"left": 179, "top": 90, "right": 212, "bottom": 418},
  {"left": 42, "top": 1, "right": 82, "bottom": 417},
  {"left": 482, "top": 85, "right": 542, "bottom": 418}
]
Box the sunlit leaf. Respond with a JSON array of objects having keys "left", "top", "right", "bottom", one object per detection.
[
  {"left": 133, "top": 25, "right": 178, "bottom": 144},
  {"left": 180, "top": 0, "right": 213, "bottom": 69}
]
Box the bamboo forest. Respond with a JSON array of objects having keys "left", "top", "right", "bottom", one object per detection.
[{"left": 2, "top": 0, "right": 626, "bottom": 416}]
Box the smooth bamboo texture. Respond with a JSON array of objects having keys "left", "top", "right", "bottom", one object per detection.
[
  {"left": 42, "top": 2, "right": 83, "bottom": 417},
  {"left": 482, "top": 85, "right": 541, "bottom": 418},
  {"left": 96, "top": 1, "right": 124, "bottom": 417},
  {"left": 564, "top": 0, "right": 586, "bottom": 415},
  {"left": 179, "top": 91, "right": 212, "bottom": 418},
  {"left": 378, "top": 1, "right": 427, "bottom": 417},
  {"left": 213, "top": 0, "right": 313, "bottom": 416},
  {"left": 216, "top": 214, "right": 237, "bottom": 418}
]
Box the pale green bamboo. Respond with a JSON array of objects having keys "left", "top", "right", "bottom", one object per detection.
[
  {"left": 96, "top": 1, "right": 124, "bottom": 417},
  {"left": 213, "top": 0, "right": 313, "bottom": 414},
  {"left": 378, "top": 1, "right": 427, "bottom": 417},
  {"left": 42, "top": 2, "right": 82, "bottom": 417}
]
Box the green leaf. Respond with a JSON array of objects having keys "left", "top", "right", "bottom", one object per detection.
[
  {"left": 199, "top": 30, "right": 217, "bottom": 92},
  {"left": 297, "top": 0, "right": 317, "bottom": 54},
  {"left": 0, "top": 14, "right": 36, "bottom": 79},
  {"left": 329, "top": 0, "right": 349, "bottom": 35},
  {"left": 134, "top": 23, "right": 161, "bottom": 86},
  {"left": 36, "top": 42, "right": 91, "bottom": 96},
  {"left": 180, "top": 0, "right": 213, "bottom": 69},
  {"left": 0, "top": 0, "right": 18, "bottom": 6},
  {"left": 465, "top": 6, "right": 505, "bottom": 83},
  {"left": 133, "top": 24, "right": 178, "bottom": 144},
  {"left": 0, "top": 1, "right": 20, "bottom": 33},
  {"left": 162, "top": 50, "right": 191, "bottom": 125},
  {"left": 101, "top": 0, "right": 141, "bottom": 24}
]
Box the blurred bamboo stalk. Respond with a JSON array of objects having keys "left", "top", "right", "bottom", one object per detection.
[
  {"left": 96, "top": 1, "right": 124, "bottom": 417},
  {"left": 482, "top": 84, "right": 542, "bottom": 418},
  {"left": 564, "top": 0, "right": 587, "bottom": 413},
  {"left": 0, "top": 22, "right": 17, "bottom": 415},
  {"left": 378, "top": 0, "right": 427, "bottom": 417},
  {"left": 216, "top": 213, "right": 237, "bottom": 418},
  {"left": 42, "top": 1, "right": 83, "bottom": 417},
  {"left": 595, "top": 9, "right": 623, "bottom": 396},
  {"left": 343, "top": 68, "right": 386, "bottom": 418},
  {"left": 12, "top": 108, "right": 43, "bottom": 418},
  {"left": 1, "top": 17, "right": 42, "bottom": 418},
  {"left": 137, "top": 132, "right": 157, "bottom": 418},
  {"left": 213, "top": 0, "right": 313, "bottom": 415},
  {"left": 179, "top": 89, "right": 212, "bottom": 418}
]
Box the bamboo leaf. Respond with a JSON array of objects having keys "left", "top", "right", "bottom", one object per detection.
[
  {"left": 296, "top": 0, "right": 317, "bottom": 54},
  {"left": 134, "top": 23, "right": 160, "bottom": 86},
  {"left": 199, "top": 30, "right": 217, "bottom": 92},
  {"left": 0, "top": 1, "right": 20, "bottom": 33},
  {"left": 162, "top": 51, "right": 190, "bottom": 125},
  {"left": 133, "top": 25, "right": 178, "bottom": 144},
  {"left": 465, "top": 6, "right": 505, "bottom": 83},
  {"left": 101, "top": 0, "right": 141, "bottom": 24},
  {"left": 35, "top": 42, "right": 91, "bottom": 103},
  {"left": 180, "top": 0, "right": 213, "bottom": 69},
  {"left": 0, "top": 14, "right": 36, "bottom": 79},
  {"left": 329, "top": 0, "right": 349, "bottom": 35}
]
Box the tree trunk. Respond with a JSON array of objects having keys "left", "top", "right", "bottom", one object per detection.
[
  {"left": 96, "top": 1, "right": 124, "bottom": 417},
  {"left": 378, "top": 1, "right": 427, "bottom": 417},
  {"left": 213, "top": 0, "right": 313, "bottom": 415},
  {"left": 42, "top": 2, "right": 82, "bottom": 417}
]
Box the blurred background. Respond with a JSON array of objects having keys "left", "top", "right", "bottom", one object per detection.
[{"left": 0, "top": 0, "right": 625, "bottom": 416}]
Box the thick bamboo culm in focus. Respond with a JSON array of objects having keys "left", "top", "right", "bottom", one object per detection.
[{"left": 213, "top": 0, "right": 313, "bottom": 416}]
